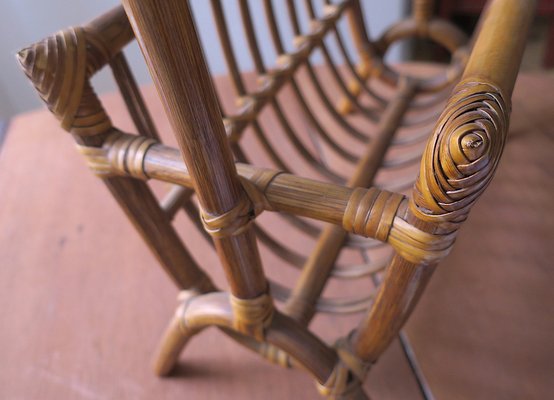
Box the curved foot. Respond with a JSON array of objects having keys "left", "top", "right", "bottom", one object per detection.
[{"left": 152, "top": 291, "right": 201, "bottom": 376}]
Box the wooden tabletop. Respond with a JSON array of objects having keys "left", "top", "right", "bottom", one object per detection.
[{"left": 0, "top": 72, "right": 552, "bottom": 399}]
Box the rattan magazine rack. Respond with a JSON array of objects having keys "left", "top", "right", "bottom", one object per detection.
[{"left": 18, "top": 0, "right": 533, "bottom": 398}]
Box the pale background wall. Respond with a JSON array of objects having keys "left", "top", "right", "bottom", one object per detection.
[{"left": 0, "top": 0, "right": 407, "bottom": 119}]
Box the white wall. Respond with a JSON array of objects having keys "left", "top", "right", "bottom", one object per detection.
[{"left": 0, "top": 0, "right": 406, "bottom": 119}]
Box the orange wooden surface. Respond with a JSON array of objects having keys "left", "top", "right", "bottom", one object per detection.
[{"left": 0, "top": 72, "right": 552, "bottom": 399}]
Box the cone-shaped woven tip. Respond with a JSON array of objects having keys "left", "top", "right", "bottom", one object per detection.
[
  {"left": 17, "top": 47, "right": 31, "bottom": 68},
  {"left": 16, "top": 42, "right": 50, "bottom": 88}
]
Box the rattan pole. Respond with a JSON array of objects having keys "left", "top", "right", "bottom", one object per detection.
[
  {"left": 121, "top": 0, "right": 268, "bottom": 299},
  {"left": 210, "top": 0, "right": 248, "bottom": 96},
  {"left": 109, "top": 52, "right": 160, "bottom": 140},
  {"left": 85, "top": 6, "right": 134, "bottom": 58},
  {"left": 413, "top": 0, "right": 434, "bottom": 25},
  {"left": 290, "top": 0, "right": 381, "bottom": 132},
  {"left": 104, "top": 177, "right": 215, "bottom": 292},
  {"left": 323, "top": 0, "right": 389, "bottom": 110},
  {"left": 462, "top": 0, "right": 535, "bottom": 98},
  {"left": 347, "top": 0, "right": 373, "bottom": 56},
  {"left": 139, "top": 143, "right": 368, "bottom": 228},
  {"left": 237, "top": 0, "right": 325, "bottom": 238},
  {"left": 214, "top": 0, "right": 325, "bottom": 245},
  {"left": 161, "top": 185, "right": 195, "bottom": 221},
  {"left": 351, "top": 0, "right": 536, "bottom": 363},
  {"left": 340, "top": 0, "right": 384, "bottom": 115},
  {"left": 84, "top": 135, "right": 406, "bottom": 242}
]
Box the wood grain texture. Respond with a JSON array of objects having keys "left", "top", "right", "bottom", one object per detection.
[{"left": 121, "top": 0, "right": 269, "bottom": 302}]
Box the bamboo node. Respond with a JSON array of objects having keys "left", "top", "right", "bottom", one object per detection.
[{"left": 230, "top": 293, "right": 274, "bottom": 341}]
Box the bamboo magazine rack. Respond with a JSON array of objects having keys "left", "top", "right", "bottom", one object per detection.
[{"left": 18, "top": 0, "right": 534, "bottom": 398}]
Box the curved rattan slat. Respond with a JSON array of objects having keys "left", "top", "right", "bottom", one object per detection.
[
  {"left": 232, "top": 0, "right": 350, "bottom": 183},
  {"left": 303, "top": 1, "right": 384, "bottom": 122},
  {"left": 261, "top": 0, "right": 361, "bottom": 164},
  {"left": 270, "top": 280, "right": 378, "bottom": 314}
]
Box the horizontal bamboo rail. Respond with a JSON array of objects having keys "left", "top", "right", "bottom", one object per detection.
[{"left": 77, "top": 131, "right": 414, "bottom": 244}]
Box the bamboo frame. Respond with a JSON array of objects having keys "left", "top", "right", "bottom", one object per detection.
[{"left": 18, "top": 0, "right": 534, "bottom": 398}]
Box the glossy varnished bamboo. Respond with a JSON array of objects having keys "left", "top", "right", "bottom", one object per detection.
[
  {"left": 351, "top": 0, "right": 536, "bottom": 363},
  {"left": 106, "top": 140, "right": 397, "bottom": 234},
  {"left": 121, "top": 0, "right": 268, "bottom": 300},
  {"left": 16, "top": 0, "right": 536, "bottom": 398},
  {"left": 119, "top": 0, "right": 344, "bottom": 388},
  {"left": 461, "top": 0, "right": 534, "bottom": 97}
]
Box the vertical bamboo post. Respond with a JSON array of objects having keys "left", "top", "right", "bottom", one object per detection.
[
  {"left": 120, "top": 0, "right": 268, "bottom": 300},
  {"left": 351, "top": 0, "right": 536, "bottom": 363}
]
